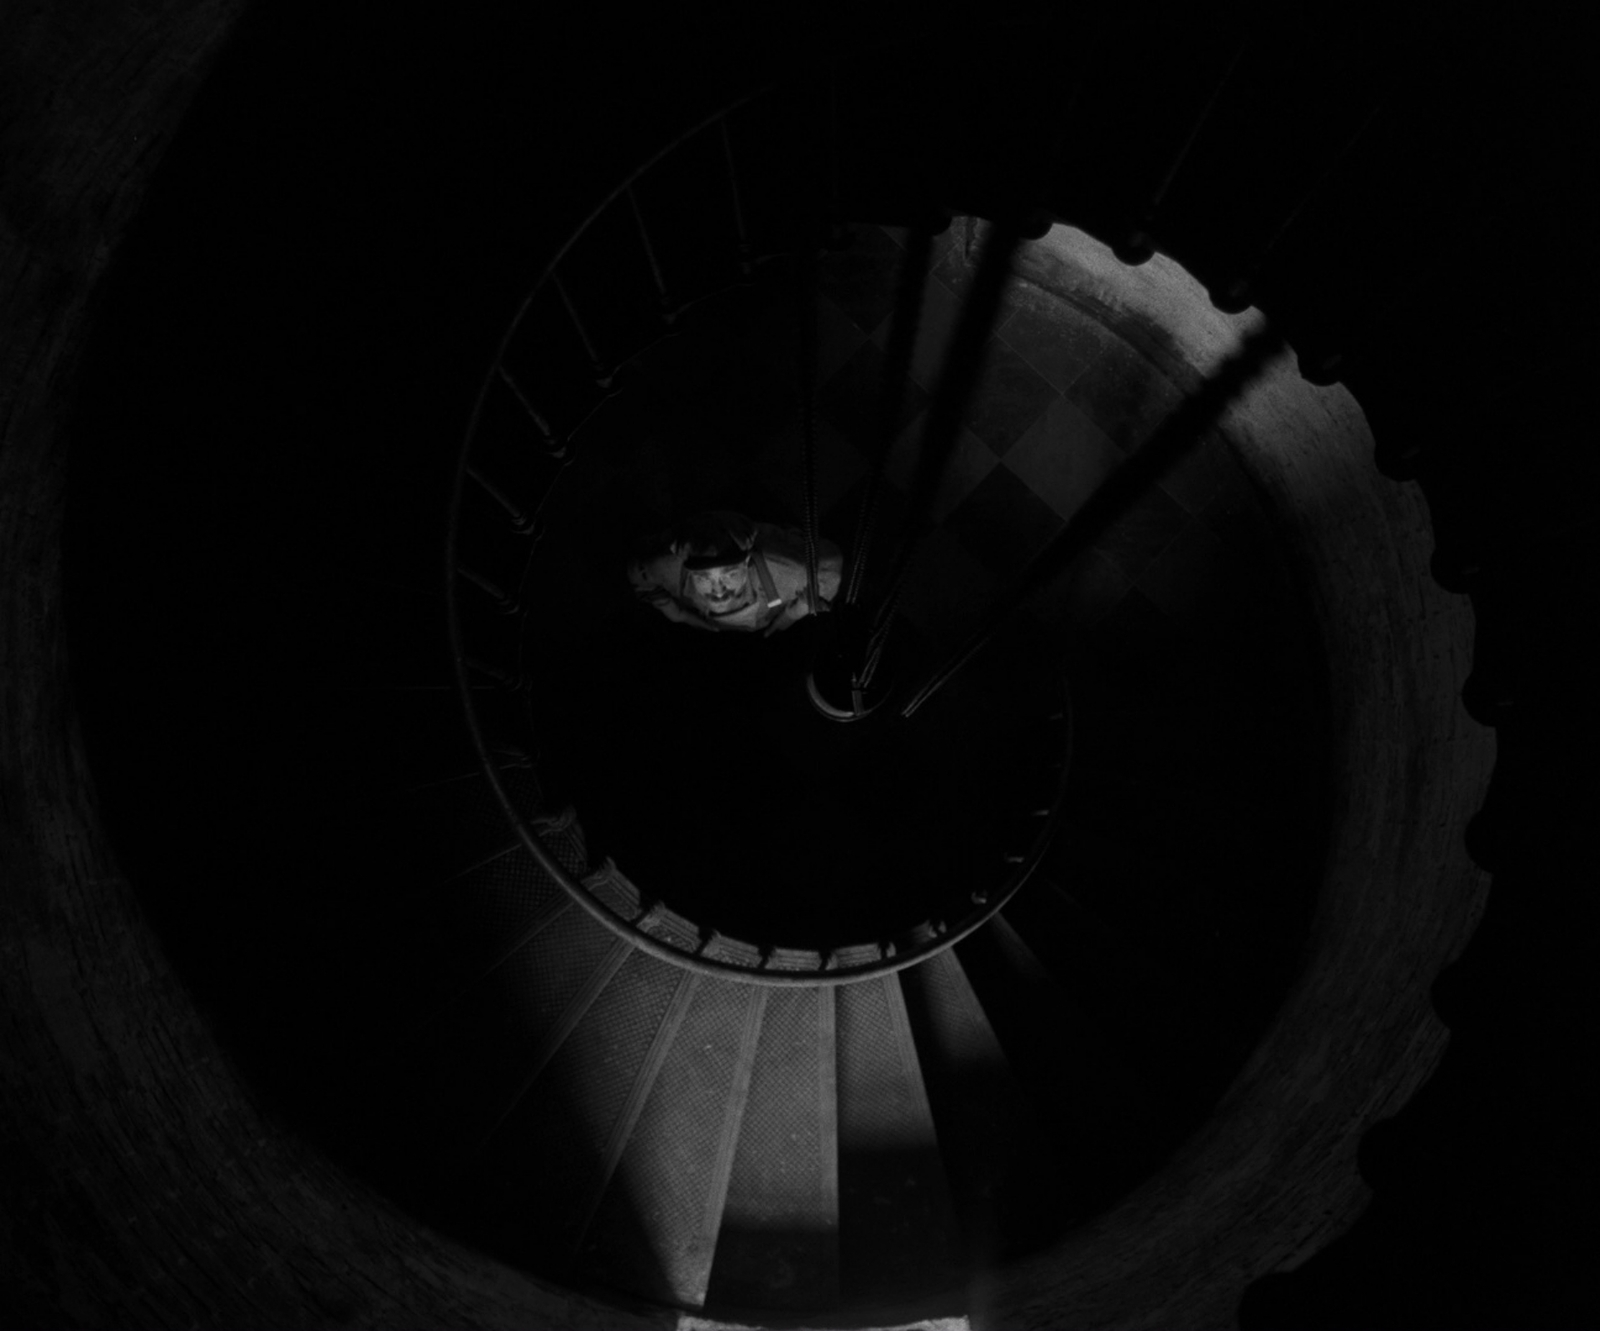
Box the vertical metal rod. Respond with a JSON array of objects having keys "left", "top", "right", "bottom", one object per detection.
[
  {"left": 1226, "top": 91, "right": 1393, "bottom": 304},
  {"left": 796, "top": 246, "right": 822, "bottom": 619},
  {"left": 1029, "top": 9, "right": 1113, "bottom": 208},
  {"left": 861, "top": 218, "right": 1024, "bottom": 652},
  {"left": 719, "top": 118, "right": 752, "bottom": 275},
  {"left": 843, "top": 225, "right": 934, "bottom": 608},
  {"left": 551, "top": 270, "right": 613, "bottom": 387},
  {"left": 625, "top": 184, "right": 673, "bottom": 321},
  {"left": 1144, "top": 23, "right": 1253, "bottom": 220}
]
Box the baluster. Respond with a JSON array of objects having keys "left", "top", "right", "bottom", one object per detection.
[
  {"left": 550, "top": 269, "right": 614, "bottom": 388},
  {"left": 455, "top": 564, "right": 520, "bottom": 617},
  {"left": 624, "top": 184, "right": 676, "bottom": 326},
  {"left": 465, "top": 657, "right": 531, "bottom": 693},
  {"left": 466, "top": 464, "right": 538, "bottom": 536},
  {"left": 719, "top": 118, "right": 753, "bottom": 278},
  {"left": 1296, "top": 140, "right": 1550, "bottom": 387},
  {"left": 1211, "top": 91, "right": 1394, "bottom": 314},
  {"left": 496, "top": 363, "right": 567, "bottom": 459},
  {"left": 1118, "top": 22, "right": 1254, "bottom": 266}
]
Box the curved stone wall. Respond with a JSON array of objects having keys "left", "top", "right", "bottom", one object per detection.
[
  {"left": 0, "top": 6, "right": 1500, "bottom": 1329},
  {"left": 0, "top": 3, "right": 652, "bottom": 1327},
  {"left": 973, "top": 227, "right": 1495, "bottom": 1328}
]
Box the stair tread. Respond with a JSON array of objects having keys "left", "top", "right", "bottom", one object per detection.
[
  {"left": 704, "top": 986, "right": 839, "bottom": 1313},
  {"left": 897, "top": 948, "right": 1035, "bottom": 1264},
  {"left": 577, "top": 980, "right": 765, "bottom": 1308},
  {"left": 469, "top": 950, "right": 687, "bottom": 1257},
  {"left": 836, "top": 975, "right": 962, "bottom": 1302}
]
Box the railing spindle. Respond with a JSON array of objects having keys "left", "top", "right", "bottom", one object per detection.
[{"left": 551, "top": 269, "right": 614, "bottom": 388}]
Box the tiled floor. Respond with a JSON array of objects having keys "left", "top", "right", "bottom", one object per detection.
[
  {"left": 516, "top": 216, "right": 1325, "bottom": 997},
  {"left": 533, "top": 217, "right": 1300, "bottom": 684}
]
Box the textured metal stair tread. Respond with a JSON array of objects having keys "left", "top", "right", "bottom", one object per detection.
[
  {"left": 1064, "top": 773, "right": 1273, "bottom": 868},
  {"left": 704, "top": 985, "right": 839, "bottom": 1312},
  {"left": 932, "top": 944, "right": 1157, "bottom": 1228},
  {"left": 346, "top": 763, "right": 502, "bottom": 813},
  {"left": 460, "top": 950, "right": 689, "bottom": 1263},
  {"left": 952, "top": 918, "right": 1155, "bottom": 1162},
  {"left": 327, "top": 871, "right": 573, "bottom": 1063},
  {"left": 836, "top": 974, "right": 963, "bottom": 1302},
  {"left": 376, "top": 757, "right": 562, "bottom": 858},
  {"left": 1002, "top": 877, "right": 1225, "bottom": 1105},
  {"left": 352, "top": 906, "right": 625, "bottom": 1145},
  {"left": 896, "top": 948, "right": 1043, "bottom": 1259},
  {"left": 578, "top": 981, "right": 768, "bottom": 1308},
  {"left": 301, "top": 715, "right": 489, "bottom": 820},
  {"left": 1044, "top": 819, "right": 1227, "bottom": 948},
  {"left": 990, "top": 912, "right": 1162, "bottom": 1128},
  {"left": 437, "top": 934, "right": 636, "bottom": 1191},
  {"left": 1072, "top": 717, "right": 1284, "bottom": 823},
  {"left": 1008, "top": 871, "right": 1220, "bottom": 1029},
  {"left": 382, "top": 885, "right": 576, "bottom": 1031}
]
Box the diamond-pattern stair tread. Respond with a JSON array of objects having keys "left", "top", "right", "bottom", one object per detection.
[
  {"left": 468, "top": 951, "right": 687, "bottom": 1261},
  {"left": 1002, "top": 877, "right": 1224, "bottom": 1120},
  {"left": 357, "top": 907, "right": 622, "bottom": 1174},
  {"left": 899, "top": 948, "right": 1036, "bottom": 1262},
  {"left": 952, "top": 919, "right": 1160, "bottom": 1221},
  {"left": 705, "top": 986, "right": 838, "bottom": 1313},
  {"left": 836, "top": 976, "right": 961, "bottom": 1302},
  {"left": 577, "top": 979, "right": 762, "bottom": 1308},
  {"left": 335, "top": 846, "right": 571, "bottom": 1051}
]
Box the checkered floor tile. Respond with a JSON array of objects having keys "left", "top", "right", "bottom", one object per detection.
[{"left": 540, "top": 217, "right": 1291, "bottom": 675}]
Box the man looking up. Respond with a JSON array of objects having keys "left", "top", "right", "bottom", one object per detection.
[{"left": 627, "top": 510, "right": 843, "bottom": 635}]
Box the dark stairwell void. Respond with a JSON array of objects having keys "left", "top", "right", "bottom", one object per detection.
[
  {"left": 17, "top": 7, "right": 1566, "bottom": 1329},
  {"left": 61, "top": 82, "right": 1415, "bottom": 1312}
]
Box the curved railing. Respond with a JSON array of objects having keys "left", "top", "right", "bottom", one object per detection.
[{"left": 445, "top": 85, "right": 1077, "bottom": 985}]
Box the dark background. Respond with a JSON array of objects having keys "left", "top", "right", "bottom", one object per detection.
[{"left": 15, "top": 1, "right": 1600, "bottom": 1326}]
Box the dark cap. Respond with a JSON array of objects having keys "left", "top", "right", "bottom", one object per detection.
[
  {"left": 682, "top": 548, "right": 752, "bottom": 572},
  {"left": 676, "top": 512, "right": 753, "bottom": 571}
]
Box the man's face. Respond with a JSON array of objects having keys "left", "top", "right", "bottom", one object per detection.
[{"left": 690, "top": 562, "right": 750, "bottom": 613}]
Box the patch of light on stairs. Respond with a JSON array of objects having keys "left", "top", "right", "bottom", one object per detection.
[{"left": 675, "top": 1316, "right": 970, "bottom": 1331}]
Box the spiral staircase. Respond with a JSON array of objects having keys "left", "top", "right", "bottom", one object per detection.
[{"left": 4, "top": 6, "right": 1595, "bottom": 1330}]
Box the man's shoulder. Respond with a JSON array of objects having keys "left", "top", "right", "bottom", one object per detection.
[{"left": 753, "top": 530, "right": 842, "bottom": 596}]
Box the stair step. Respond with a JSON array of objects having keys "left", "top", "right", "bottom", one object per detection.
[
  {"left": 836, "top": 975, "right": 962, "bottom": 1303},
  {"left": 704, "top": 986, "right": 840, "bottom": 1313},
  {"left": 1044, "top": 817, "right": 1226, "bottom": 959},
  {"left": 336, "top": 766, "right": 535, "bottom": 899},
  {"left": 467, "top": 950, "right": 688, "bottom": 1261},
  {"left": 898, "top": 947, "right": 1034, "bottom": 1264},
  {"left": 985, "top": 913, "right": 1160, "bottom": 1136},
  {"left": 1003, "top": 875, "right": 1223, "bottom": 1120},
  {"left": 952, "top": 916, "right": 1162, "bottom": 1225},
  {"left": 577, "top": 981, "right": 766, "bottom": 1308},
  {"left": 346, "top": 907, "right": 621, "bottom": 1177}
]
